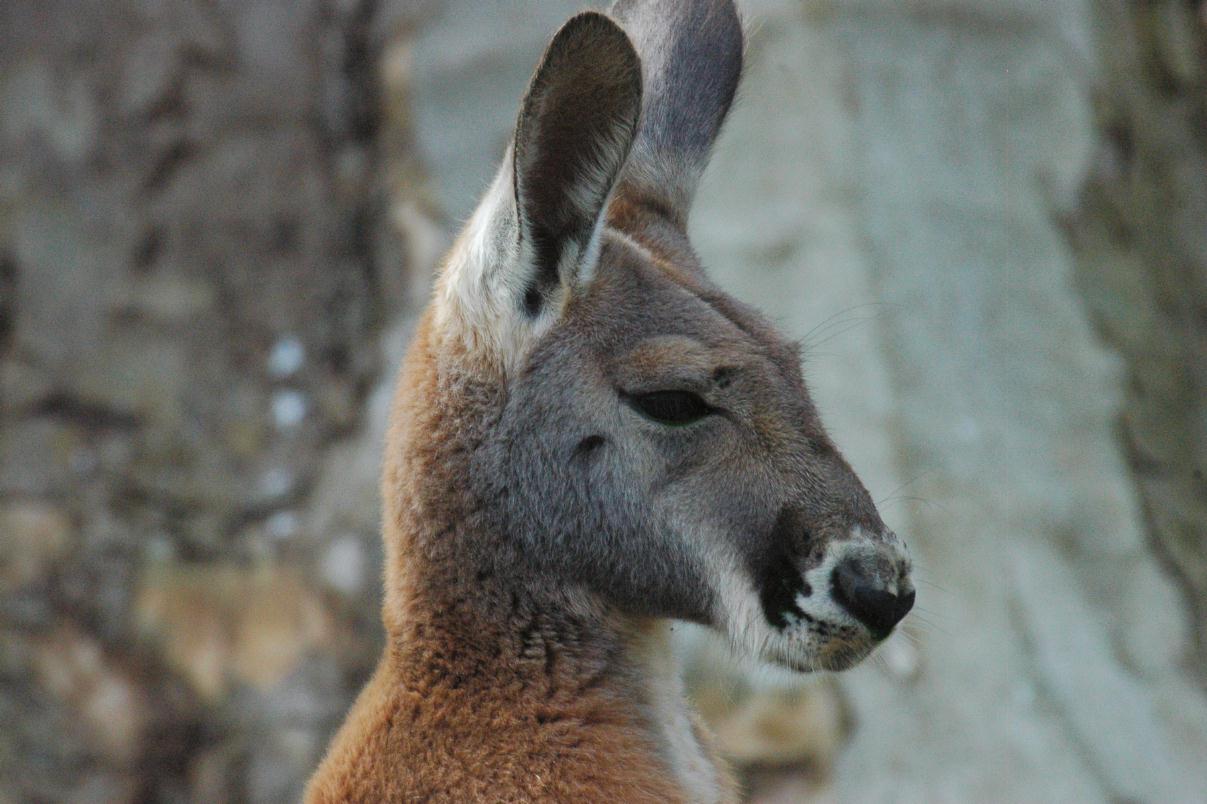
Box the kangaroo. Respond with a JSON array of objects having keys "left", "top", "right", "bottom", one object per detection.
[{"left": 306, "top": 2, "right": 914, "bottom": 801}]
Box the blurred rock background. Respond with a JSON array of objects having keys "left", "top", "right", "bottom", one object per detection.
[{"left": 2, "top": 0, "right": 1205, "bottom": 801}]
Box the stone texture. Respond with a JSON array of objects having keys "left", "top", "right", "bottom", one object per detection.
[
  {"left": 0, "top": 0, "right": 414, "bottom": 799},
  {"left": 4, "top": 0, "right": 1206, "bottom": 800},
  {"left": 0, "top": 501, "right": 72, "bottom": 592},
  {"left": 30, "top": 627, "right": 149, "bottom": 766},
  {"left": 134, "top": 564, "right": 335, "bottom": 700},
  {"left": 1066, "top": 0, "right": 1207, "bottom": 688}
]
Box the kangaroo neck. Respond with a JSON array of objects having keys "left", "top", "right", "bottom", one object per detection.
[
  {"left": 374, "top": 313, "right": 729, "bottom": 802},
  {"left": 385, "top": 544, "right": 727, "bottom": 804}
]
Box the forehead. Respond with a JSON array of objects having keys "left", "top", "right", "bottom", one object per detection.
[{"left": 567, "top": 233, "right": 802, "bottom": 377}]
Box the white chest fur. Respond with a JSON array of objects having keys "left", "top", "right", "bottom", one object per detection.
[{"left": 629, "top": 623, "right": 727, "bottom": 804}]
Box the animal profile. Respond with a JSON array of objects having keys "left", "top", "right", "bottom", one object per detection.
[{"left": 307, "top": 2, "right": 914, "bottom": 801}]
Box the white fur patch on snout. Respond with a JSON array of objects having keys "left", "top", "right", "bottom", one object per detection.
[
  {"left": 792, "top": 543, "right": 856, "bottom": 627},
  {"left": 691, "top": 517, "right": 913, "bottom": 674},
  {"left": 796, "top": 526, "right": 913, "bottom": 618}
]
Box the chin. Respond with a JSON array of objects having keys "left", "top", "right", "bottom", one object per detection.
[
  {"left": 759, "top": 629, "right": 881, "bottom": 674},
  {"left": 712, "top": 561, "right": 904, "bottom": 676}
]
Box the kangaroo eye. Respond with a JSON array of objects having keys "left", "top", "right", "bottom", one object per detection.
[{"left": 628, "top": 390, "right": 712, "bottom": 426}]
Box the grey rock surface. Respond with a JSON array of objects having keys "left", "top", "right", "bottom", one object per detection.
[
  {"left": 5, "top": 0, "right": 1205, "bottom": 800},
  {"left": 0, "top": 1, "right": 409, "bottom": 799}
]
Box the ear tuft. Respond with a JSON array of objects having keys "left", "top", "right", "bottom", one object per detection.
[{"left": 513, "top": 12, "right": 643, "bottom": 314}]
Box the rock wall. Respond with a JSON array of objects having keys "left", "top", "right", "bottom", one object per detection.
[
  {"left": 0, "top": 1, "right": 423, "bottom": 799},
  {"left": 1066, "top": 0, "right": 1207, "bottom": 687},
  {"left": 2, "top": 0, "right": 1205, "bottom": 801}
]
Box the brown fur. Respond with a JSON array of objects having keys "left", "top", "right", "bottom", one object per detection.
[
  {"left": 306, "top": 311, "right": 735, "bottom": 802},
  {"left": 307, "top": 3, "right": 911, "bottom": 799}
]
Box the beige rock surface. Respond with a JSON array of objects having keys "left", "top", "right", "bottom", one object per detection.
[{"left": 4, "top": 0, "right": 1206, "bottom": 800}]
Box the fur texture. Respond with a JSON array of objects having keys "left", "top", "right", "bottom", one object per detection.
[{"left": 307, "top": 3, "right": 912, "bottom": 801}]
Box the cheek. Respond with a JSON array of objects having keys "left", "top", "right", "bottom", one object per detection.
[
  {"left": 664, "top": 434, "right": 780, "bottom": 530},
  {"left": 559, "top": 444, "right": 717, "bottom": 621},
  {"left": 575, "top": 437, "right": 703, "bottom": 557},
  {"left": 638, "top": 418, "right": 743, "bottom": 491},
  {"left": 577, "top": 435, "right": 656, "bottom": 527},
  {"left": 656, "top": 465, "right": 780, "bottom": 570}
]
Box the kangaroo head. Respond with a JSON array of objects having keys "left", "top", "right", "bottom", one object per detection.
[{"left": 406, "top": 4, "right": 912, "bottom": 674}]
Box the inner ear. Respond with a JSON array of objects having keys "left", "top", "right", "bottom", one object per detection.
[{"left": 513, "top": 12, "right": 642, "bottom": 315}]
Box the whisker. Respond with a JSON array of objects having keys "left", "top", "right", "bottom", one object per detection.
[
  {"left": 880, "top": 494, "right": 941, "bottom": 508},
  {"left": 877, "top": 494, "right": 945, "bottom": 514},
  {"left": 803, "top": 316, "right": 881, "bottom": 351},
  {"left": 798, "top": 302, "right": 886, "bottom": 346},
  {"left": 910, "top": 565, "right": 944, "bottom": 584},
  {"left": 905, "top": 614, "right": 950, "bottom": 637},
  {"left": 875, "top": 471, "right": 935, "bottom": 506}
]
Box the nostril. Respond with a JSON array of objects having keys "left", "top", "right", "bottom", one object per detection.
[{"left": 831, "top": 557, "right": 915, "bottom": 639}]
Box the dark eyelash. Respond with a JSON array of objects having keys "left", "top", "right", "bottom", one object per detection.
[{"left": 627, "top": 390, "right": 713, "bottom": 426}]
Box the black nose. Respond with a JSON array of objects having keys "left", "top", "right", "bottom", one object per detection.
[{"left": 831, "top": 556, "right": 915, "bottom": 639}]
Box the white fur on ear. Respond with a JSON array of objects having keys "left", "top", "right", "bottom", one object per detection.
[
  {"left": 433, "top": 12, "right": 642, "bottom": 373},
  {"left": 434, "top": 158, "right": 539, "bottom": 375}
]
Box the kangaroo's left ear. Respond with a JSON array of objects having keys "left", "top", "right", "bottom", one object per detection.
[
  {"left": 512, "top": 12, "right": 643, "bottom": 315},
  {"left": 436, "top": 13, "right": 641, "bottom": 366}
]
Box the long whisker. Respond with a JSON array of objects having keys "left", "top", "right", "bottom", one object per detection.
[
  {"left": 905, "top": 611, "right": 950, "bottom": 636},
  {"left": 914, "top": 578, "right": 952, "bottom": 595},
  {"left": 875, "top": 471, "right": 935, "bottom": 506},
  {"left": 878, "top": 494, "right": 947, "bottom": 514},
  {"left": 798, "top": 302, "right": 887, "bottom": 346},
  {"left": 803, "top": 316, "right": 881, "bottom": 352}
]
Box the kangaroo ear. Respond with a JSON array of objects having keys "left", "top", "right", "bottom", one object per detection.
[
  {"left": 512, "top": 12, "right": 643, "bottom": 315},
  {"left": 610, "top": 0, "right": 743, "bottom": 227}
]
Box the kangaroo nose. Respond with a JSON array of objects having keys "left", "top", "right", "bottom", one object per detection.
[{"left": 831, "top": 555, "right": 915, "bottom": 639}]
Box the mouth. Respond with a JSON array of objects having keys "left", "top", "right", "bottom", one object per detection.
[
  {"left": 748, "top": 538, "right": 914, "bottom": 673},
  {"left": 712, "top": 527, "right": 915, "bottom": 676},
  {"left": 760, "top": 612, "right": 883, "bottom": 673},
  {"left": 771, "top": 643, "right": 875, "bottom": 673}
]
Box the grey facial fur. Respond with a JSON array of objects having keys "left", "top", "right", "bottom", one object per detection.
[{"left": 446, "top": 0, "right": 913, "bottom": 674}]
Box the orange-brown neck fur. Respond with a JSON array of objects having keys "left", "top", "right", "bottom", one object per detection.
[{"left": 305, "top": 311, "right": 732, "bottom": 802}]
